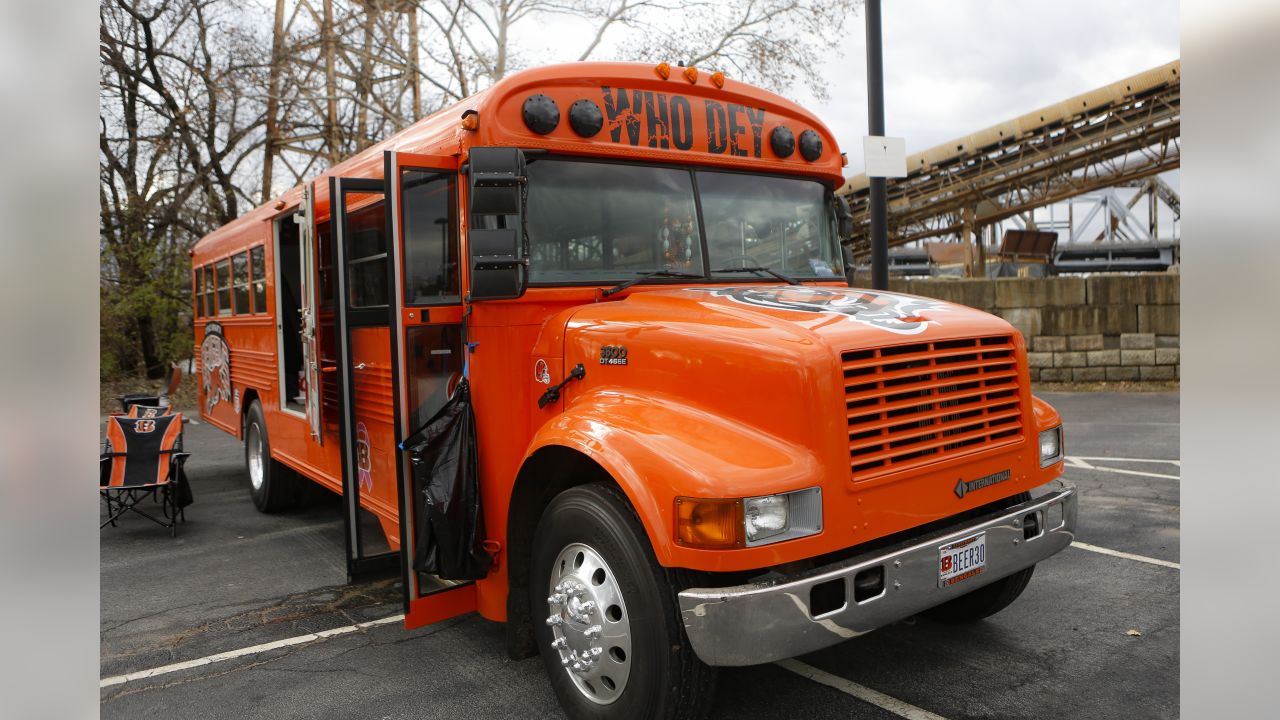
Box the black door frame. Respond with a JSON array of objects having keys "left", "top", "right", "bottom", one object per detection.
[{"left": 330, "top": 175, "right": 399, "bottom": 583}]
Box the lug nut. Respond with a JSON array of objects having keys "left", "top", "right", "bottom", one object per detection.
[
  {"left": 584, "top": 624, "right": 602, "bottom": 638},
  {"left": 548, "top": 593, "right": 566, "bottom": 604},
  {"left": 551, "top": 637, "right": 568, "bottom": 649},
  {"left": 579, "top": 601, "right": 596, "bottom": 614},
  {"left": 546, "top": 614, "right": 563, "bottom": 626}
]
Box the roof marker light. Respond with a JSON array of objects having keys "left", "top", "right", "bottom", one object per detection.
[
  {"left": 683, "top": 66, "right": 698, "bottom": 84},
  {"left": 710, "top": 71, "right": 725, "bottom": 89},
  {"left": 655, "top": 62, "right": 671, "bottom": 80},
  {"left": 460, "top": 110, "right": 479, "bottom": 131}
]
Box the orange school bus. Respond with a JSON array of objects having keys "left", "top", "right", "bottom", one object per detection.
[{"left": 191, "top": 62, "right": 1076, "bottom": 719}]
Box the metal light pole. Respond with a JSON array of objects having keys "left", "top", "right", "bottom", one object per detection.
[{"left": 865, "top": 0, "right": 889, "bottom": 290}]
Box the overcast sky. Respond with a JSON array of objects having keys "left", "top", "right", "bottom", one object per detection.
[
  {"left": 797, "top": 0, "right": 1180, "bottom": 174},
  {"left": 516, "top": 1, "right": 1179, "bottom": 175}
]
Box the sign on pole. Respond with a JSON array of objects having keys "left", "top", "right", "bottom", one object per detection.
[{"left": 863, "top": 136, "right": 907, "bottom": 178}]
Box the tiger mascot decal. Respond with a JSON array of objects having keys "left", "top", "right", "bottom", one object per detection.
[{"left": 201, "top": 322, "right": 233, "bottom": 414}]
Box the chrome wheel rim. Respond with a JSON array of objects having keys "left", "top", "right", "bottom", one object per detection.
[
  {"left": 545, "top": 542, "right": 632, "bottom": 704},
  {"left": 247, "top": 422, "right": 265, "bottom": 491}
]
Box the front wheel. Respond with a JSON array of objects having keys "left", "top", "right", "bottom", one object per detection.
[{"left": 531, "top": 484, "right": 715, "bottom": 720}]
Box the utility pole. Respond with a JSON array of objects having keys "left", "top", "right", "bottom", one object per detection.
[{"left": 865, "top": 0, "right": 889, "bottom": 290}]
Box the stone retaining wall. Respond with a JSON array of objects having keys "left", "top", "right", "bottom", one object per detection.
[{"left": 859, "top": 273, "right": 1180, "bottom": 382}]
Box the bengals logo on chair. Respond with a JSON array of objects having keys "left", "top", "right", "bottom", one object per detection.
[{"left": 135, "top": 419, "right": 156, "bottom": 433}]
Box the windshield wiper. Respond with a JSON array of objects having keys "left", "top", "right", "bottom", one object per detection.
[
  {"left": 710, "top": 265, "right": 800, "bottom": 285},
  {"left": 601, "top": 269, "right": 704, "bottom": 298}
]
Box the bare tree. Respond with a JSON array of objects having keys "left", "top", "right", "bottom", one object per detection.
[{"left": 99, "top": 0, "right": 269, "bottom": 376}]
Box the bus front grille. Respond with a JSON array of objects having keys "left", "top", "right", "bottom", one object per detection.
[{"left": 843, "top": 335, "right": 1024, "bottom": 482}]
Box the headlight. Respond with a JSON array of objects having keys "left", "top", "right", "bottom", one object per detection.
[
  {"left": 1039, "top": 426, "right": 1063, "bottom": 467},
  {"left": 744, "top": 487, "right": 822, "bottom": 546},
  {"left": 675, "top": 487, "right": 823, "bottom": 549}
]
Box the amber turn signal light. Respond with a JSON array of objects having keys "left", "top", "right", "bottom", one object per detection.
[
  {"left": 460, "top": 111, "right": 479, "bottom": 131},
  {"left": 710, "top": 71, "right": 725, "bottom": 89},
  {"left": 655, "top": 62, "right": 671, "bottom": 80},
  {"left": 675, "top": 497, "right": 743, "bottom": 548},
  {"left": 683, "top": 66, "right": 698, "bottom": 84}
]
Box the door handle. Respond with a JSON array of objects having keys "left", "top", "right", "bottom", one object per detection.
[{"left": 354, "top": 362, "right": 367, "bottom": 371}]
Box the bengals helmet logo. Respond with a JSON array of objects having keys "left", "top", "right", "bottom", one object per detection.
[
  {"left": 201, "top": 323, "right": 232, "bottom": 413},
  {"left": 688, "top": 286, "right": 947, "bottom": 335}
]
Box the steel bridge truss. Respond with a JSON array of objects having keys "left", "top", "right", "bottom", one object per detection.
[{"left": 839, "top": 61, "right": 1181, "bottom": 267}]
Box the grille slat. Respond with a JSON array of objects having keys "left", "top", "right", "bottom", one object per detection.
[{"left": 844, "top": 335, "right": 1025, "bottom": 482}]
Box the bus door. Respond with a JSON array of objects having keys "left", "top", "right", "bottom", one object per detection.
[
  {"left": 385, "top": 150, "right": 477, "bottom": 629},
  {"left": 330, "top": 176, "right": 401, "bottom": 582},
  {"left": 300, "top": 182, "right": 322, "bottom": 442}
]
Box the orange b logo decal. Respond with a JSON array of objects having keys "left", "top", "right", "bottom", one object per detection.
[{"left": 135, "top": 419, "right": 156, "bottom": 433}]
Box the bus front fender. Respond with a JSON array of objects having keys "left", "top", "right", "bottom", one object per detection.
[{"left": 525, "top": 389, "right": 826, "bottom": 570}]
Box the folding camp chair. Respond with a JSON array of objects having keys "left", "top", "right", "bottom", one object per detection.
[{"left": 100, "top": 413, "right": 191, "bottom": 536}]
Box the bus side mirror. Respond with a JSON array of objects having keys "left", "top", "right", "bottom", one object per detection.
[
  {"left": 835, "top": 195, "right": 855, "bottom": 240},
  {"left": 467, "top": 147, "right": 528, "bottom": 300}
]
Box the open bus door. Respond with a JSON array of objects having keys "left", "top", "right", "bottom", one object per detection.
[
  {"left": 299, "top": 182, "right": 322, "bottom": 442},
  {"left": 383, "top": 150, "right": 479, "bottom": 629},
  {"left": 330, "top": 176, "right": 401, "bottom": 583}
]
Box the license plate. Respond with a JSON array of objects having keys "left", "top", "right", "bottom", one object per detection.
[{"left": 938, "top": 532, "right": 987, "bottom": 588}]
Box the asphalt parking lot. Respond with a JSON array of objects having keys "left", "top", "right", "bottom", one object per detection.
[{"left": 100, "top": 391, "right": 1179, "bottom": 719}]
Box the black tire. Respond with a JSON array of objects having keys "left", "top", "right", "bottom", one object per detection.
[
  {"left": 243, "top": 400, "right": 298, "bottom": 513},
  {"left": 925, "top": 491, "right": 1035, "bottom": 624},
  {"left": 531, "top": 484, "right": 716, "bottom": 720}
]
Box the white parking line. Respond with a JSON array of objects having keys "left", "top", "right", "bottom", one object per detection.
[
  {"left": 1065, "top": 456, "right": 1180, "bottom": 480},
  {"left": 100, "top": 614, "right": 404, "bottom": 688},
  {"left": 776, "top": 659, "right": 949, "bottom": 720},
  {"left": 1072, "top": 541, "right": 1180, "bottom": 570}
]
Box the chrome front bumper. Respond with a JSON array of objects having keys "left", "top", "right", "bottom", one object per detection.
[{"left": 678, "top": 485, "right": 1077, "bottom": 666}]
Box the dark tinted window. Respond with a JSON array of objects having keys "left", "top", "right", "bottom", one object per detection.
[
  {"left": 250, "top": 245, "right": 266, "bottom": 313},
  {"left": 526, "top": 160, "right": 702, "bottom": 283},
  {"left": 698, "top": 171, "right": 842, "bottom": 278},
  {"left": 232, "top": 252, "right": 250, "bottom": 314},
  {"left": 344, "top": 193, "right": 388, "bottom": 309},
  {"left": 216, "top": 259, "right": 231, "bottom": 316},
  {"left": 194, "top": 268, "right": 203, "bottom": 317},
  {"left": 203, "top": 265, "right": 216, "bottom": 317},
  {"left": 401, "top": 170, "right": 458, "bottom": 304}
]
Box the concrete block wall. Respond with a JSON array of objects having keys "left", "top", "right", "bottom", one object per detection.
[{"left": 860, "top": 273, "right": 1180, "bottom": 383}]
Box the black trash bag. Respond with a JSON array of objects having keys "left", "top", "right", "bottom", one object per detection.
[
  {"left": 173, "top": 462, "right": 194, "bottom": 508},
  {"left": 402, "top": 378, "right": 491, "bottom": 580}
]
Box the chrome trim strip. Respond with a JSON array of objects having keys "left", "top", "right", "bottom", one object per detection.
[
  {"left": 678, "top": 485, "right": 1078, "bottom": 667},
  {"left": 388, "top": 150, "right": 418, "bottom": 602}
]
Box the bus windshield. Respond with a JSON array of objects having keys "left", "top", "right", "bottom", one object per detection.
[{"left": 525, "top": 159, "right": 843, "bottom": 284}]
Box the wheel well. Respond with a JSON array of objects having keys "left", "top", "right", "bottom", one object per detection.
[
  {"left": 239, "top": 388, "right": 261, "bottom": 439},
  {"left": 505, "top": 445, "right": 616, "bottom": 660}
]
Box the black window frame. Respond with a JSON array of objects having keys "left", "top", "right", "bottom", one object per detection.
[
  {"left": 399, "top": 167, "right": 461, "bottom": 307},
  {"left": 232, "top": 251, "right": 251, "bottom": 315},
  {"left": 521, "top": 155, "right": 843, "bottom": 288},
  {"left": 215, "top": 258, "right": 232, "bottom": 316},
  {"left": 249, "top": 245, "right": 267, "bottom": 314},
  {"left": 203, "top": 264, "right": 216, "bottom": 317},
  {"left": 194, "top": 267, "right": 203, "bottom": 317}
]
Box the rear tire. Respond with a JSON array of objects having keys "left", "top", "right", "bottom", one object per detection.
[
  {"left": 925, "top": 491, "right": 1035, "bottom": 624},
  {"left": 531, "top": 484, "right": 716, "bottom": 720},
  {"left": 244, "top": 400, "right": 298, "bottom": 513}
]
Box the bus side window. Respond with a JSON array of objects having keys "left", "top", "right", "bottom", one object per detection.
[
  {"left": 216, "top": 259, "right": 232, "bottom": 316},
  {"left": 194, "top": 267, "right": 203, "bottom": 317},
  {"left": 203, "top": 265, "right": 216, "bottom": 318},
  {"left": 232, "top": 252, "right": 250, "bottom": 314},
  {"left": 250, "top": 246, "right": 266, "bottom": 313}
]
